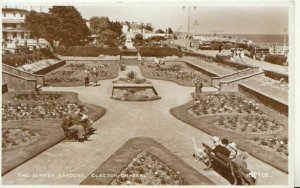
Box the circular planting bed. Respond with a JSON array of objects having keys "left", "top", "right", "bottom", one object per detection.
[
  {"left": 2, "top": 128, "right": 40, "bottom": 149},
  {"left": 139, "top": 61, "right": 211, "bottom": 87},
  {"left": 45, "top": 61, "right": 119, "bottom": 86},
  {"left": 111, "top": 151, "right": 185, "bottom": 185}
]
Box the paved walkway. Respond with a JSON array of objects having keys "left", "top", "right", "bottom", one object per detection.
[
  {"left": 2, "top": 66, "right": 287, "bottom": 185},
  {"left": 174, "top": 39, "right": 288, "bottom": 75}
]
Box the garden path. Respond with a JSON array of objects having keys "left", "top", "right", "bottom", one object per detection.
[{"left": 2, "top": 66, "right": 288, "bottom": 185}]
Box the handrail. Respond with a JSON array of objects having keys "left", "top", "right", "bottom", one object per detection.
[{"left": 2, "top": 71, "right": 37, "bottom": 81}]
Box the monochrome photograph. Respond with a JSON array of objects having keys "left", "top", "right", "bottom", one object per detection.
[{"left": 1, "top": 0, "right": 296, "bottom": 186}]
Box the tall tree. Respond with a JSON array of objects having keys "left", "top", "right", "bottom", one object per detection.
[
  {"left": 49, "top": 6, "right": 89, "bottom": 46},
  {"left": 25, "top": 6, "right": 89, "bottom": 46}
]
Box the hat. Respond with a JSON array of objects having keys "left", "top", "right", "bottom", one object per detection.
[
  {"left": 212, "top": 136, "right": 220, "bottom": 143},
  {"left": 229, "top": 142, "right": 237, "bottom": 150}
]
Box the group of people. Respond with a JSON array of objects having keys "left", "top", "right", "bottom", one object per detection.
[
  {"left": 193, "top": 136, "right": 256, "bottom": 185},
  {"left": 83, "top": 68, "right": 98, "bottom": 87},
  {"left": 230, "top": 48, "right": 245, "bottom": 63},
  {"left": 61, "top": 105, "right": 96, "bottom": 142}
]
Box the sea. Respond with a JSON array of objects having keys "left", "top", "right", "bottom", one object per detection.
[{"left": 201, "top": 34, "right": 289, "bottom": 45}]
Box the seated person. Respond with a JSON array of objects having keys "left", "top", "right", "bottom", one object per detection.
[
  {"left": 72, "top": 105, "right": 95, "bottom": 134},
  {"left": 61, "top": 113, "right": 86, "bottom": 141},
  {"left": 204, "top": 138, "right": 230, "bottom": 171},
  {"left": 192, "top": 136, "right": 221, "bottom": 164},
  {"left": 233, "top": 152, "right": 257, "bottom": 184},
  {"left": 227, "top": 142, "right": 238, "bottom": 159}
]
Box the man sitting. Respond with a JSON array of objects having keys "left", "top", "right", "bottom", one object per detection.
[
  {"left": 204, "top": 138, "right": 230, "bottom": 171},
  {"left": 71, "top": 105, "right": 95, "bottom": 135},
  {"left": 61, "top": 113, "right": 86, "bottom": 142},
  {"left": 192, "top": 136, "right": 221, "bottom": 164}
]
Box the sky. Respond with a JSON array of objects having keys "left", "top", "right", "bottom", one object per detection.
[
  {"left": 4, "top": 2, "right": 289, "bottom": 35},
  {"left": 75, "top": 4, "right": 289, "bottom": 35}
]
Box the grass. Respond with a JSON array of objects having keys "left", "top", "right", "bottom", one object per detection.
[
  {"left": 44, "top": 60, "right": 119, "bottom": 87},
  {"left": 80, "top": 137, "right": 214, "bottom": 185},
  {"left": 2, "top": 91, "right": 106, "bottom": 175},
  {"left": 170, "top": 96, "right": 288, "bottom": 173}
]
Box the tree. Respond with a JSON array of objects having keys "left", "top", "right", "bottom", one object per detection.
[
  {"left": 135, "top": 34, "right": 143, "bottom": 41},
  {"left": 25, "top": 6, "right": 89, "bottom": 46},
  {"left": 156, "top": 29, "right": 165, "bottom": 34},
  {"left": 145, "top": 25, "right": 153, "bottom": 32},
  {"left": 167, "top": 27, "right": 173, "bottom": 34},
  {"left": 49, "top": 6, "right": 90, "bottom": 46},
  {"left": 90, "top": 16, "right": 109, "bottom": 32}
]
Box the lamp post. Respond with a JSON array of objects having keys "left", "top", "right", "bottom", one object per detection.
[
  {"left": 182, "top": 6, "right": 196, "bottom": 38},
  {"left": 193, "top": 19, "right": 199, "bottom": 35}
]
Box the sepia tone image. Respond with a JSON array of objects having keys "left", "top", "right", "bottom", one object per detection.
[{"left": 1, "top": 1, "right": 292, "bottom": 186}]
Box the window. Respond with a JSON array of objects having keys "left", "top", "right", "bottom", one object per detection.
[
  {"left": 3, "top": 13, "right": 6, "bottom": 17},
  {"left": 13, "top": 13, "right": 16, "bottom": 17},
  {"left": 20, "top": 13, "right": 23, "bottom": 17}
]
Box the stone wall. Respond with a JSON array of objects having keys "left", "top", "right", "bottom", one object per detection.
[
  {"left": 238, "top": 83, "right": 288, "bottom": 116},
  {"left": 2, "top": 72, "right": 37, "bottom": 92}
]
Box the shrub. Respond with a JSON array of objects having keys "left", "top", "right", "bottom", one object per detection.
[
  {"left": 127, "top": 70, "right": 136, "bottom": 80},
  {"left": 55, "top": 46, "right": 121, "bottom": 56},
  {"left": 264, "top": 54, "right": 287, "bottom": 66}
]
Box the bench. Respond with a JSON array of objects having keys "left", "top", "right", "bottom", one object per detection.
[{"left": 202, "top": 143, "right": 254, "bottom": 185}]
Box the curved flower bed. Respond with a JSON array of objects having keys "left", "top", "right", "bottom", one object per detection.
[
  {"left": 111, "top": 151, "right": 185, "bottom": 185},
  {"left": 215, "top": 114, "right": 283, "bottom": 134},
  {"left": 139, "top": 61, "right": 211, "bottom": 87},
  {"left": 2, "top": 128, "right": 40, "bottom": 149},
  {"left": 190, "top": 92, "right": 261, "bottom": 115}
]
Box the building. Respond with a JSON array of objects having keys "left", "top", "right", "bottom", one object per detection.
[{"left": 2, "top": 7, "right": 30, "bottom": 42}]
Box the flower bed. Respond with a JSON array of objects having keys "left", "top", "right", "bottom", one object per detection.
[
  {"left": 45, "top": 61, "right": 119, "bottom": 86},
  {"left": 250, "top": 136, "right": 288, "bottom": 158},
  {"left": 2, "top": 100, "right": 82, "bottom": 121},
  {"left": 111, "top": 151, "right": 185, "bottom": 185},
  {"left": 13, "top": 93, "right": 63, "bottom": 101},
  {"left": 140, "top": 61, "right": 211, "bottom": 87},
  {"left": 190, "top": 92, "right": 261, "bottom": 116},
  {"left": 215, "top": 114, "right": 282, "bottom": 134},
  {"left": 2, "top": 128, "right": 40, "bottom": 149}
]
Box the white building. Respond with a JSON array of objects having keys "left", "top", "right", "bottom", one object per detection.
[{"left": 2, "top": 7, "right": 30, "bottom": 41}]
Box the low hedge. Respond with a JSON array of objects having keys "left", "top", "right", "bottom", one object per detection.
[
  {"left": 264, "top": 70, "right": 288, "bottom": 82},
  {"left": 54, "top": 46, "right": 121, "bottom": 56},
  {"left": 139, "top": 47, "right": 183, "bottom": 57},
  {"left": 264, "top": 54, "right": 287, "bottom": 66}
]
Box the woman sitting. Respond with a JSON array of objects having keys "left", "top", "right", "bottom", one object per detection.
[{"left": 233, "top": 152, "right": 257, "bottom": 185}]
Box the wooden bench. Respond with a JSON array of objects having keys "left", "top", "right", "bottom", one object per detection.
[{"left": 202, "top": 143, "right": 254, "bottom": 185}]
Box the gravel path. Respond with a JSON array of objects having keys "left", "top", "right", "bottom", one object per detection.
[{"left": 2, "top": 66, "right": 288, "bottom": 185}]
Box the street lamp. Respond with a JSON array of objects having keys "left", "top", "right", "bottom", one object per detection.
[
  {"left": 182, "top": 6, "right": 197, "bottom": 38},
  {"left": 193, "top": 19, "right": 199, "bottom": 35}
]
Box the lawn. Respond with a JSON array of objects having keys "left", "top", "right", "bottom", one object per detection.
[
  {"left": 2, "top": 91, "right": 106, "bottom": 175},
  {"left": 139, "top": 61, "right": 212, "bottom": 87},
  {"left": 80, "top": 137, "right": 214, "bottom": 185},
  {"left": 44, "top": 60, "right": 119, "bottom": 87},
  {"left": 170, "top": 92, "right": 288, "bottom": 173}
]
